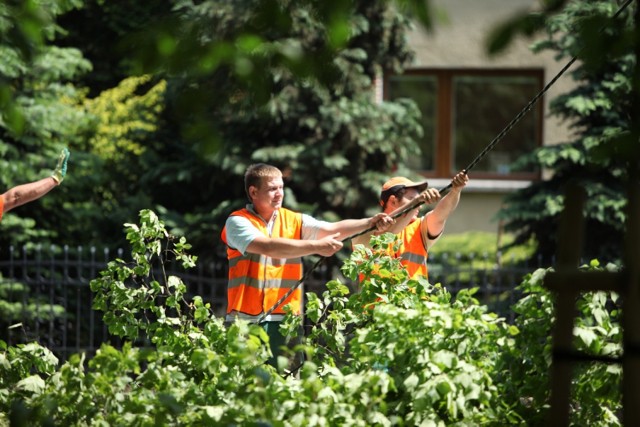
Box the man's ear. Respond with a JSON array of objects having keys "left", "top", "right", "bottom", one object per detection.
[{"left": 248, "top": 185, "right": 257, "bottom": 200}]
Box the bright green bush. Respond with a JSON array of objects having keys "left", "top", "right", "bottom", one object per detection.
[
  {"left": 430, "top": 231, "right": 537, "bottom": 265},
  {"left": 495, "top": 261, "right": 622, "bottom": 426},
  {"left": 427, "top": 231, "right": 538, "bottom": 318},
  {"left": 0, "top": 211, "right": 622, "bottom": 426}
]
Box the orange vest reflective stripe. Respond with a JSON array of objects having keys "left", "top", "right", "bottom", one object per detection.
[
  {"left": 357, "top": 219, "right": 429, "bottom": 283},
  {"left": 392, "top": 219, "right": 428, "bottom": 279},
  {"left": 221, "top": 207, "right": 303, "bottom": 316}
]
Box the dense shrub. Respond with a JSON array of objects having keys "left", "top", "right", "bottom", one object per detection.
[{"left": 0, "top": 211, "right": 622, "bottom": 426}]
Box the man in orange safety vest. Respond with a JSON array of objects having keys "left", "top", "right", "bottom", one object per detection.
[
  {"left": 221, "top": 163, "right": 394, "bottom": 366},
  {"left": 352, "top": 170, "right": 468, "bottom": 279}
]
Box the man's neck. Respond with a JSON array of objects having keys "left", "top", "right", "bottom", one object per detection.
[{"left": 253, "top": 205, "right": 277, "bottom": 223}]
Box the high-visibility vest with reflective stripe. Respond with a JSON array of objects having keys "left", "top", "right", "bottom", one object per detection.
[
  {"left": 221, "top": 207, "right": 303, "bottom": 316},
  {"left": 392, "top": 219, "right": 428, "bottom": 278}
]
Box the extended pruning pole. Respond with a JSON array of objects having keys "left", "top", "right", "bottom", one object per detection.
[{"left": 257, "top": 0, "right": 636, "bottom": 323}]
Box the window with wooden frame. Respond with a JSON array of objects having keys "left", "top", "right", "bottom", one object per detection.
[{"left": 384, "top": 69, "right": 543, "bottom": 180}]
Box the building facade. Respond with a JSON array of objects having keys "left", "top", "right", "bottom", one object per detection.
[{"left": 381, "top": 0, "right": 575, "bottom": 234}]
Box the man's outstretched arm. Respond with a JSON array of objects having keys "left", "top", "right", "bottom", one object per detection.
[{"left": 1, "top": 148, "right": 70, "bottom": 213}]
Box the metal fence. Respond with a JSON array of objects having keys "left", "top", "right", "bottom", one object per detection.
[{"left": 0, "top": 244, "right": 550, "bottom": 362}]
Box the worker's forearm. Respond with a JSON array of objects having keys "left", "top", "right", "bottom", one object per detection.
[
  {"left": 246, "top": 237, "right": 326, "bottom": 259},
  {"left": 427, "top": 189, "right": 462, "bottom": 230},
  {"left": 2, "top": 177, "right": 58, "bottom": 213},
  {"left": 318, "top": 218, "right": 372, "bottom": 241}
]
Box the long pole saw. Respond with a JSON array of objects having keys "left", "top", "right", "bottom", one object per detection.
[{"left": 257, "top": 0, "right": 635, "bottom": 323}]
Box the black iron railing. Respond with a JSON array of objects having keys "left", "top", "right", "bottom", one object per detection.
[{"left": 0, "top": 244, "right": 549, "bottom": 362}]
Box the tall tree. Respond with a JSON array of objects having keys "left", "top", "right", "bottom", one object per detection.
[
  {"left": 0, "top": 0, "right": 93, "bottom": 249},
  {"left": 57, "top": 0, "right": 169, "bottom": 96},
  {"left": 168, "top": 1, "right": 428, "bottom": 260},
  {"left": 58, "top": 75, "right": 168, "bottom": 247},
  {"left": 4, "top": 0, "right": 433, "bottom": 256},
  {"left": 495, "top": 0, "right": 636, "bottom": 263},
  {"left": 67, "top": 0, "right": 429, "bottom": 259}
]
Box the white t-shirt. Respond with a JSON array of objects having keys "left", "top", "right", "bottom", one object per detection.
[{"left": 224, "top": 205, "right": 328, "bottom": 255}]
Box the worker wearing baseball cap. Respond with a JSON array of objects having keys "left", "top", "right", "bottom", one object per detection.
[{"left": 352, "top": 170, "right": 468, "bottom": 279}]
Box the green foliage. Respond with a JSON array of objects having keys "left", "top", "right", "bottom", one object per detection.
[
  {"left": 0, "top": 4, "right": 630, "bottom": 422},
  {"left": 63, "top": 0, "right": 423, "bottom": 256},
  {"left": 425, "top": 231, "right": 536, "bottom": 314},
  {"left": 0, "top": 0, "right": 435, "bottom": 258},
  {"left": 0, "top": 277, "right": 67, "bottom": 337},
  {"left": 58, "top": 0, "right": 169, "bottom": 95},
  {"left": 0, "top": 211, "right": 625, "bottom": 425},
  {"left": 84, "top": 75, "right": 165, "bottom": 160},
  {"left": 430, "top": 231, "right": 537, "bottom": 266},
  {"left": 496, "top": 261, "right": 622, "bottom": 426},
  {"left": 496, "top": 0, "right": 637, "bottom": 263},
  {"left": 90, "top": 209, "right": 198, "bottom": 343},
  {"left": 0, "top": 0, "right": 93, "bottom": 249},
  {"left": 0, "top": 0, "right": 86, "bottom": 132},
  {"left": 494, "top": 268, "right": 554, "bottom": 424},
  {"left": 21, "top": 74, "right": 171, "bottom": 249},
  {"left": 291, "top": 234, "right": 520, "bottom": 424}
]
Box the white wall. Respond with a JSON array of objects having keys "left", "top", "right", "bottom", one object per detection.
[{"left": 403, "top": 0, "right": 577, "bottom": 233}]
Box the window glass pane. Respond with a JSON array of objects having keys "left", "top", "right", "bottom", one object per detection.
[
  {"left": 387, "top": 75, "right": 437, "bottom": 171},
  {"left": 452, "top": 75, "right": 540, "bottom": 175}
]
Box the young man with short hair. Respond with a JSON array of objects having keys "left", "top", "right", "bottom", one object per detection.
[{"left": 221, "top": 163, "right": 394, "bottom": 366}]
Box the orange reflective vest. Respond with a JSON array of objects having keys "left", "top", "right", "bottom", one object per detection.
[
  {"left": 357, "top": 218, "right": 429, "bottom": 284},
  {"left": 391, "top": 219, "right": 428, "bottom": 279},
  {"left": 221, "top": 207, "right": 303, "bottom": 317}
]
